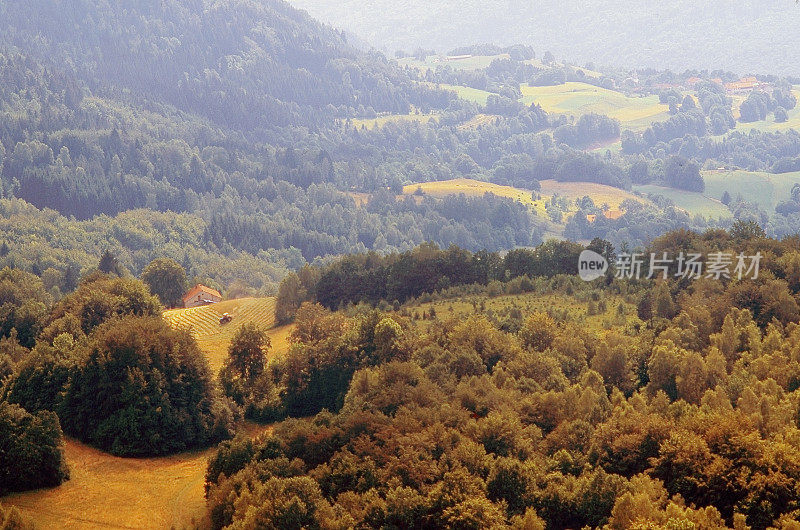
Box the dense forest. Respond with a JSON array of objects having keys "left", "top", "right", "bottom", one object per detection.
[{"left": 203, "top": 226, "right": 800, "bottom": 530}]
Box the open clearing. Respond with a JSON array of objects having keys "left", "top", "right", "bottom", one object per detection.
[
  {"left": 633, "top": 184, "right": 732, "bottom": 219},
  {"left": 538, "top": 179, "right": 648, "bottom": 209},
  {"left": 438, "top": 83, "right": 495, "bottom": 105},
  {"left": 403, "top": 177, "right": 646, "bottom": 209},
  {"left": 351, "top": 112, "right": 437, "bottom": 130},
  {"left": 403, "top": 177, "right": 538, "bottom": 206},
  {"left": 4, "top": 423, "right": 274, "bottom": 530},
  {"left": 402, "top": 177, "right": 650, "bottom": 227},
  {"left": 4, "top": 439, "right": 215, "bottom": 529},
  {"left": 3, "top": 298, "right": 287, "bottom": 529},
  {"left": 702, "top": 170, "right": 800, "bottom": 212},
  {"left": 519, "top": 82, "right": 670, "bottom": 130},
  {"left": 398, "top": 54, "right": 511, "bottom": 72},
  {"left": 409, "top": 292, "right": 640, "bottom": 333}
]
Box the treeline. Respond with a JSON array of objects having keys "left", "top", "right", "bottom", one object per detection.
[
  {"left": 275, "top": 240, "right": 588, "bottom": 318},
  {"left": 624, "top": 80, "right": 800, "bottom": 172}
]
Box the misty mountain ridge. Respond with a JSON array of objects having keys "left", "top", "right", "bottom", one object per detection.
[{"left": 289, "top": 0, "right": 800, "bottom": 76}]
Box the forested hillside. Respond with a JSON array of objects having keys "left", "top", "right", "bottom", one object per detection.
[
  {"left": 201, "top": 226, "right": 800, "bottom": 529},
  {"left": 0, "top": 1, "right": 548, "bottom": 290},
  {"left": 0, "top": 0, "right": 450, "bottom": 130}
]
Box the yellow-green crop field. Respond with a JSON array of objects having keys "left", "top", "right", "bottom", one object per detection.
[
  {"left": 402, "top": 178, "right": 651, "bottom": 231},
  {"left": 519, "top": 82, "right": 670, "bottom": 130},
  {"left": 538, "top": 179, "right": 649, "bottom": 210},
  {"left": 163, "top": 296, "right": 289, "bottom": 373},
  {"left": 402, "top": 177, "right": 538, "bottom": 206}
]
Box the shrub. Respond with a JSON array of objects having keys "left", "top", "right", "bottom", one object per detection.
[{"left": 0, "top": 401, "right": 69, "bottom": 494}]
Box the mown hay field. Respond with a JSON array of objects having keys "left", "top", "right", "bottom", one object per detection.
[
  {"left": 4, "top": 422, "right": 274, "bottom": 530},
  {"left": 538, "top": 179, "right": 649, "bottom": 209}
]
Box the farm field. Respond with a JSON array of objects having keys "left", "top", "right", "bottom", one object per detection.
[
  {"left": 402, "top": 177, "right": 647, "bottom": 211},
  {"left": 351, "top": 111, "right": 437, "bottom": 130},
  {"left": 438, "top": 83, "right": 495, "bottom": 105},
  {"left": 402, "top": 178, "right": 651, "bottom": 240},
  {"left": 519, "top": 82, "right": 670, "bottom": 130},
  {"left": 633, "top": 184, "right": 732, "bottom": 219},
  {"left": 163, "top": 296, "right": 289, "bottom": 373},
  {"left": 538, "top": 179, "right": 649, "bottom": 210},
  {"left": 702, "top": 170, "right": 800, "bottom": 212},
  {"left": 402, "top": 177, "right": 538, "bottom": 206}
]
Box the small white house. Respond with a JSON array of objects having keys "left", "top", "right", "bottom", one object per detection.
[{"left": 182, "top": 284, "right": 222, "bottom": 308}]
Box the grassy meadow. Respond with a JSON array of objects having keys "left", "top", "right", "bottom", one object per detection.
[
  {"left": 702, "top": 170, "right": 800, "bottom": 212},
  {"left": 633, "top": 184, "right": 732, "bottom": 219},
  {"left": 538, "top": 179, "right": 648, "bottom": 209},
  {"left": 438, "top": 83, "right": 496, "bottom": 105},
  {"left": 731, "top": 89, "right": 800, "bottom": 133},
  {"left": 350, "top": 112, "right": 437, "bottom": 130},
  {"left": 520, "top": 82, "right": 670, "bottom": 130},
  {"left": 398, "top": 54, "right": 511, "bottom": 72},
  {"left": 403, "top": 178, "right": 647, "bottom": 211}
]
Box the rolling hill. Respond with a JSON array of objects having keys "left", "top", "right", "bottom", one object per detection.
[
  {"left": 519, "top": 82, "right": 670, "bottom": 131},
  {"left": 0, "top": 0, "right": 448, "bottom": 130},
  {"left": 703, "top": 170, "right": 800, "bottom": 212}
]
